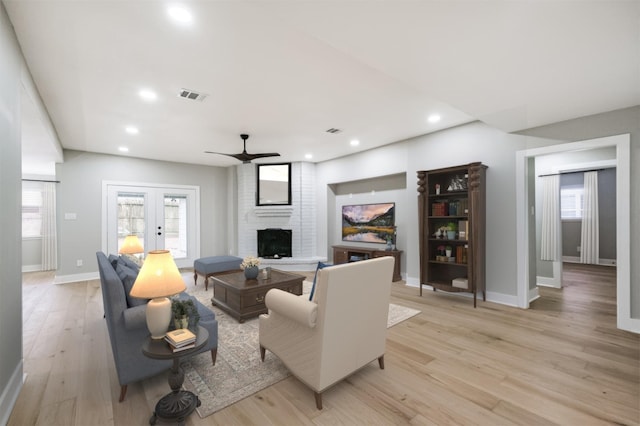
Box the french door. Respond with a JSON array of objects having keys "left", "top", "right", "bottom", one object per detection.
[{"left": 104, "top": 182, "right": 200, "bottom": 268}]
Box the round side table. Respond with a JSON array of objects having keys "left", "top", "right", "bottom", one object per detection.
[{"left": 141, "top": 325, "right": 209, "bottom": 426}]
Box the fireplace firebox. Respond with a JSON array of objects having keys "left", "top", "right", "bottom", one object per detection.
[{"left": 257, "top": 229, "right": 292, "bottom": 258}]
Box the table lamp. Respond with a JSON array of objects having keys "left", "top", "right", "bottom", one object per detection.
[
  {"left": 119, "top": 234, "right": 144, "bottom": 265},
  {"left": 129, "top": 250, "right": 186, "bottom": 339}
]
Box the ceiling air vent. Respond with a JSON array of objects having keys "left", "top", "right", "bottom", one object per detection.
[
  {"left": 326, "top": 128, "right": 342, "bottom": 134},
  {"left": 178, "top": 89, "right": 207, "bottom": 101}
]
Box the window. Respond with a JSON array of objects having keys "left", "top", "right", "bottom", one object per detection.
[
  {"left": 561, "top": 186, "right": 583, "bottom": 219},
  {"left": 22, "top": 181, "right": 43, "bottom": 238}
]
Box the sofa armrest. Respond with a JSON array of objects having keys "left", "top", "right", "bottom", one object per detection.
[
  {"left": 123, "top": 305, "right": 147, "bottom": 331},
  {"left": 265, "top": 289, "right": 317, "bottom": 328}
]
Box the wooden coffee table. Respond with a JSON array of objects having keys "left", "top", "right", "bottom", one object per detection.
[{"left": 210, "top": 269, "right": 305, "bottom": 322}]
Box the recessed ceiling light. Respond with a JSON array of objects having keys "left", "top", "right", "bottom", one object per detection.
[
  {"left": 350, "top": 139, "right": 360, "bottom": 147},
  {"left": 139, "top": 89, "right": 157, "bottom": 101},
  {"left": 125, "top": 126, "right": 139, "bottom": 135},
  {"left": 428, "top": 114, "right": 441, "bottom": 123},
  {"left": 118, "top": 147, "right": 129, "bottom": 153},
  {"left": 305, "top": 153, "right": 313, "bottom": 159},
  {"left": 167, "top": 5, "right": 193, "bottom": 24}
]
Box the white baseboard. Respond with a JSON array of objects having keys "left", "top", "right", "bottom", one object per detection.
[
  {"left": 529, "top": 286, "right": 540, "bottom": 303},
  {"left": 0, "top": 360, "right": 23, "bottom": 426},
  {"left": 562, "top": 256, "right": 617, "bottom": 267},
  {"left": 21, "top": 264, "right": 42, "bottom": 272},
  {"left": 405, "top": 278, "right": 519, "bottom": 307},
  {"left": 54, "top": 271, "right": 100, "bottom": 284}
]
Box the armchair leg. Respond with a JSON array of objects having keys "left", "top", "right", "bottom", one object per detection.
[
  {"left": 378, "top": 355, "right": 385, "bottom": 370},
  {"left": 210, "top": 348, "right": 217, "bottom": 365},
  {"left": 314, "top": 392, "right": 323, "bottom": 410},
  {"left": 260, "top": 346, "right": 266, "bottom": 362},
  {"left": 118, "top": 385, "right": 127, "bottom": 402}
]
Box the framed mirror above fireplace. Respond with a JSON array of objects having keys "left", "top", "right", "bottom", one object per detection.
[{"left": 256, "top": 163, "right": 291, "bottom": 206}]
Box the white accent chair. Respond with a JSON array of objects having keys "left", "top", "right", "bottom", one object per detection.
[{"left": 259, "top": 256, "right": 394, "bottom": 409}]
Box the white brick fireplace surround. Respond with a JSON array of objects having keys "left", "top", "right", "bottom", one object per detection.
[{"left": 236, "top": 162, "right": 326, "bottom": 271}]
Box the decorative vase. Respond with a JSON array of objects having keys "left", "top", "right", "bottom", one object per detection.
[
  {"left": 244, "top": 266, "right": 259, "bottom": 280},
  {"left": 446, "top": 249, "right": 452, "bottom": 258},
  {"left": 174, "top": 315, "right": 188, "bottom": 330},
  {"left": 447, "top": 231, "right": 456, "bottom": 240}
]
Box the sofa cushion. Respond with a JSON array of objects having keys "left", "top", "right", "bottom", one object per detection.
[
  {"left": 309, "top": 261, "right": 332, "bottom": 301},
  {"left": 115, "top": 262, "right": 147, "bottom": 307},
  {"left": 119, "top": 254, "right": 141, "bottom": 273}
]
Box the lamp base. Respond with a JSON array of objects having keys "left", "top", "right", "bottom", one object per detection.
[{"left": 146, "top": 297, "right": 172, "bottom": 339}]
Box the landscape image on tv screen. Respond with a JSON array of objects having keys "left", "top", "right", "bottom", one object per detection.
[{"left": 341, "top": 202, "right": 395, "bottom": 243}]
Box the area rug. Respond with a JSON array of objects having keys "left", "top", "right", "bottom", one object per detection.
[{"left": 182, "top": 279, "right": 420, "bottom": 418}]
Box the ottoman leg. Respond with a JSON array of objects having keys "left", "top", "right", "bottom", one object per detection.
[{"left": 194, "top": 271, "right": 198, "bottom": 287}]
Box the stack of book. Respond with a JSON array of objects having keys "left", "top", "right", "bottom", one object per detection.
[{"left": 165, "top": 328, "right": 196, "bottom": 352}]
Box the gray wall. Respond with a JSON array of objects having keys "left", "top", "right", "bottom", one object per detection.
[
  {"left": 0, "top": 3, "right": 25, "bottom": 420},
  {"left": 316, "top": 121, "right": 560, "bottom": 302},
  {"left": 519, "top": 105, "right": 640, "bottom": 317},
  {"left": 560, "top": 168, "right": 616, "bottom": 259},
  {"left": 55, "top": 150, "right": 229, "bottom": 278}
]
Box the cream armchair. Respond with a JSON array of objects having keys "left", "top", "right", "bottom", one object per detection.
[{"left": 259, "top": 256, "right": 394, "bottom": 409}]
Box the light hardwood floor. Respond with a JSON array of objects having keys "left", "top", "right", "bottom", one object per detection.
[{"left": 8, "top": 264, "right": 639, "bottom": 425}]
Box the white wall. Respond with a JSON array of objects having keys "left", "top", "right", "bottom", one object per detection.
[{"left": 0, "top": 3, "right": 26, "bottom": 421}]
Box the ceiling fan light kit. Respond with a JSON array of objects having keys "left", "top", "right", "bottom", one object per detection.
[{"left": 205, "top": 134, "right": 281, "bottom": 164}]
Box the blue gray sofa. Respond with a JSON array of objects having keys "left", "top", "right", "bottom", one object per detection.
[{"left": 96, "top": 251, "right": 218, "bottom": 402}]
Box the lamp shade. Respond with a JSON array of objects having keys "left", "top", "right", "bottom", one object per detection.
[
  {"left": 119, "top": 235, "right": 144, "bottom": 254},
  {"left": 130, "top": 250, "right": 186, "bottom": 299}
]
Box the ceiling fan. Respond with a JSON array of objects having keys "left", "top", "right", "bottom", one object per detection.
[{"left": 205, "top": 134, "right": 280, "bottom": 164}]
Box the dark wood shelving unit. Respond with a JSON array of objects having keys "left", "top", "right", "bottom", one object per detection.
[{"left": 417, "top": 162, "right": 487, "bottom": 307}]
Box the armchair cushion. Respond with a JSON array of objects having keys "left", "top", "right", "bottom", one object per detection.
[{"left": 266, "top": 289, "right": 317, "bottom": 328}]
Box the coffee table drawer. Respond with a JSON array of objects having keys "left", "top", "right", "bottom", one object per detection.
[{"left": 242, "top": 282, "right": 302, "bottom": 309}]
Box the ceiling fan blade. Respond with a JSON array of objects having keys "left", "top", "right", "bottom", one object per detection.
[
  {"left": 247, "top": 153, "right": 281, "bottom": 159},
  {"left": 205, "top": 134, "right": 280, "bottom": 163}
]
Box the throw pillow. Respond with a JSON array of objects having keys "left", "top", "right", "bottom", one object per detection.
[
  {"left": 108, "top": 254, "right": 119, "bottom": 270},
  {"left": 119, "top": 254, "right": 141, "bottom": 273},
  {"left": 115, "top": 262, "right": 147, "bottom": 307},
  {"left": 309, "top": 261, "right": 332, "bottom": 302}
]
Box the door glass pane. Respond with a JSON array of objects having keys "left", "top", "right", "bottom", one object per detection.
[
  {"left": 164, "top": 195, "right": 187, "bottom": 259},
  {"left": 117, "top": 193, "right": 145, "bottom": 253}
]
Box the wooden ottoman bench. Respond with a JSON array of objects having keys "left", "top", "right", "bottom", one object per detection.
[{"left": 194, "top": 256, "right": 243, "bottom": 291}]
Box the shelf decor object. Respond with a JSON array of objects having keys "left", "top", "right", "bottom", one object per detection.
[{"left": 417, "top": 162, "right": 487, "bottom": 307}]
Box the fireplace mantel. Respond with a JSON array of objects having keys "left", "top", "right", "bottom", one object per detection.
[{"left": 254, "top": 206, "right": 294, "bottom": 217}]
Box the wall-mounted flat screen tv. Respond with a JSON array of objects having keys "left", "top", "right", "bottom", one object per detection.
[{"left": 341, "top": 202, "right": 395, "bottom": 244}]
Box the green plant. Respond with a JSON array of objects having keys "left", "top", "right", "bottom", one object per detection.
[
  {"left": 171, "top": 298, "right": 200, "bottom": 325},
  {"left": 446, "top": 222, "right": 457, "bottom": 231}
]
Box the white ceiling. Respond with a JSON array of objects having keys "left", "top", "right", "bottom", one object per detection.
[{"left": 6, "top": 1, "right": 639, "bottom": 175}]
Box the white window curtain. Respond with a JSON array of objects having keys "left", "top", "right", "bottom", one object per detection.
[
  {"left": 41, "top": 182, "right": 57, "bottom": 271},
  {"left": 580, "top": 171, "right": 599, "bottom": 264},
  {"left": 540, "top": 175, "right": 560, "bottom": 261}
]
